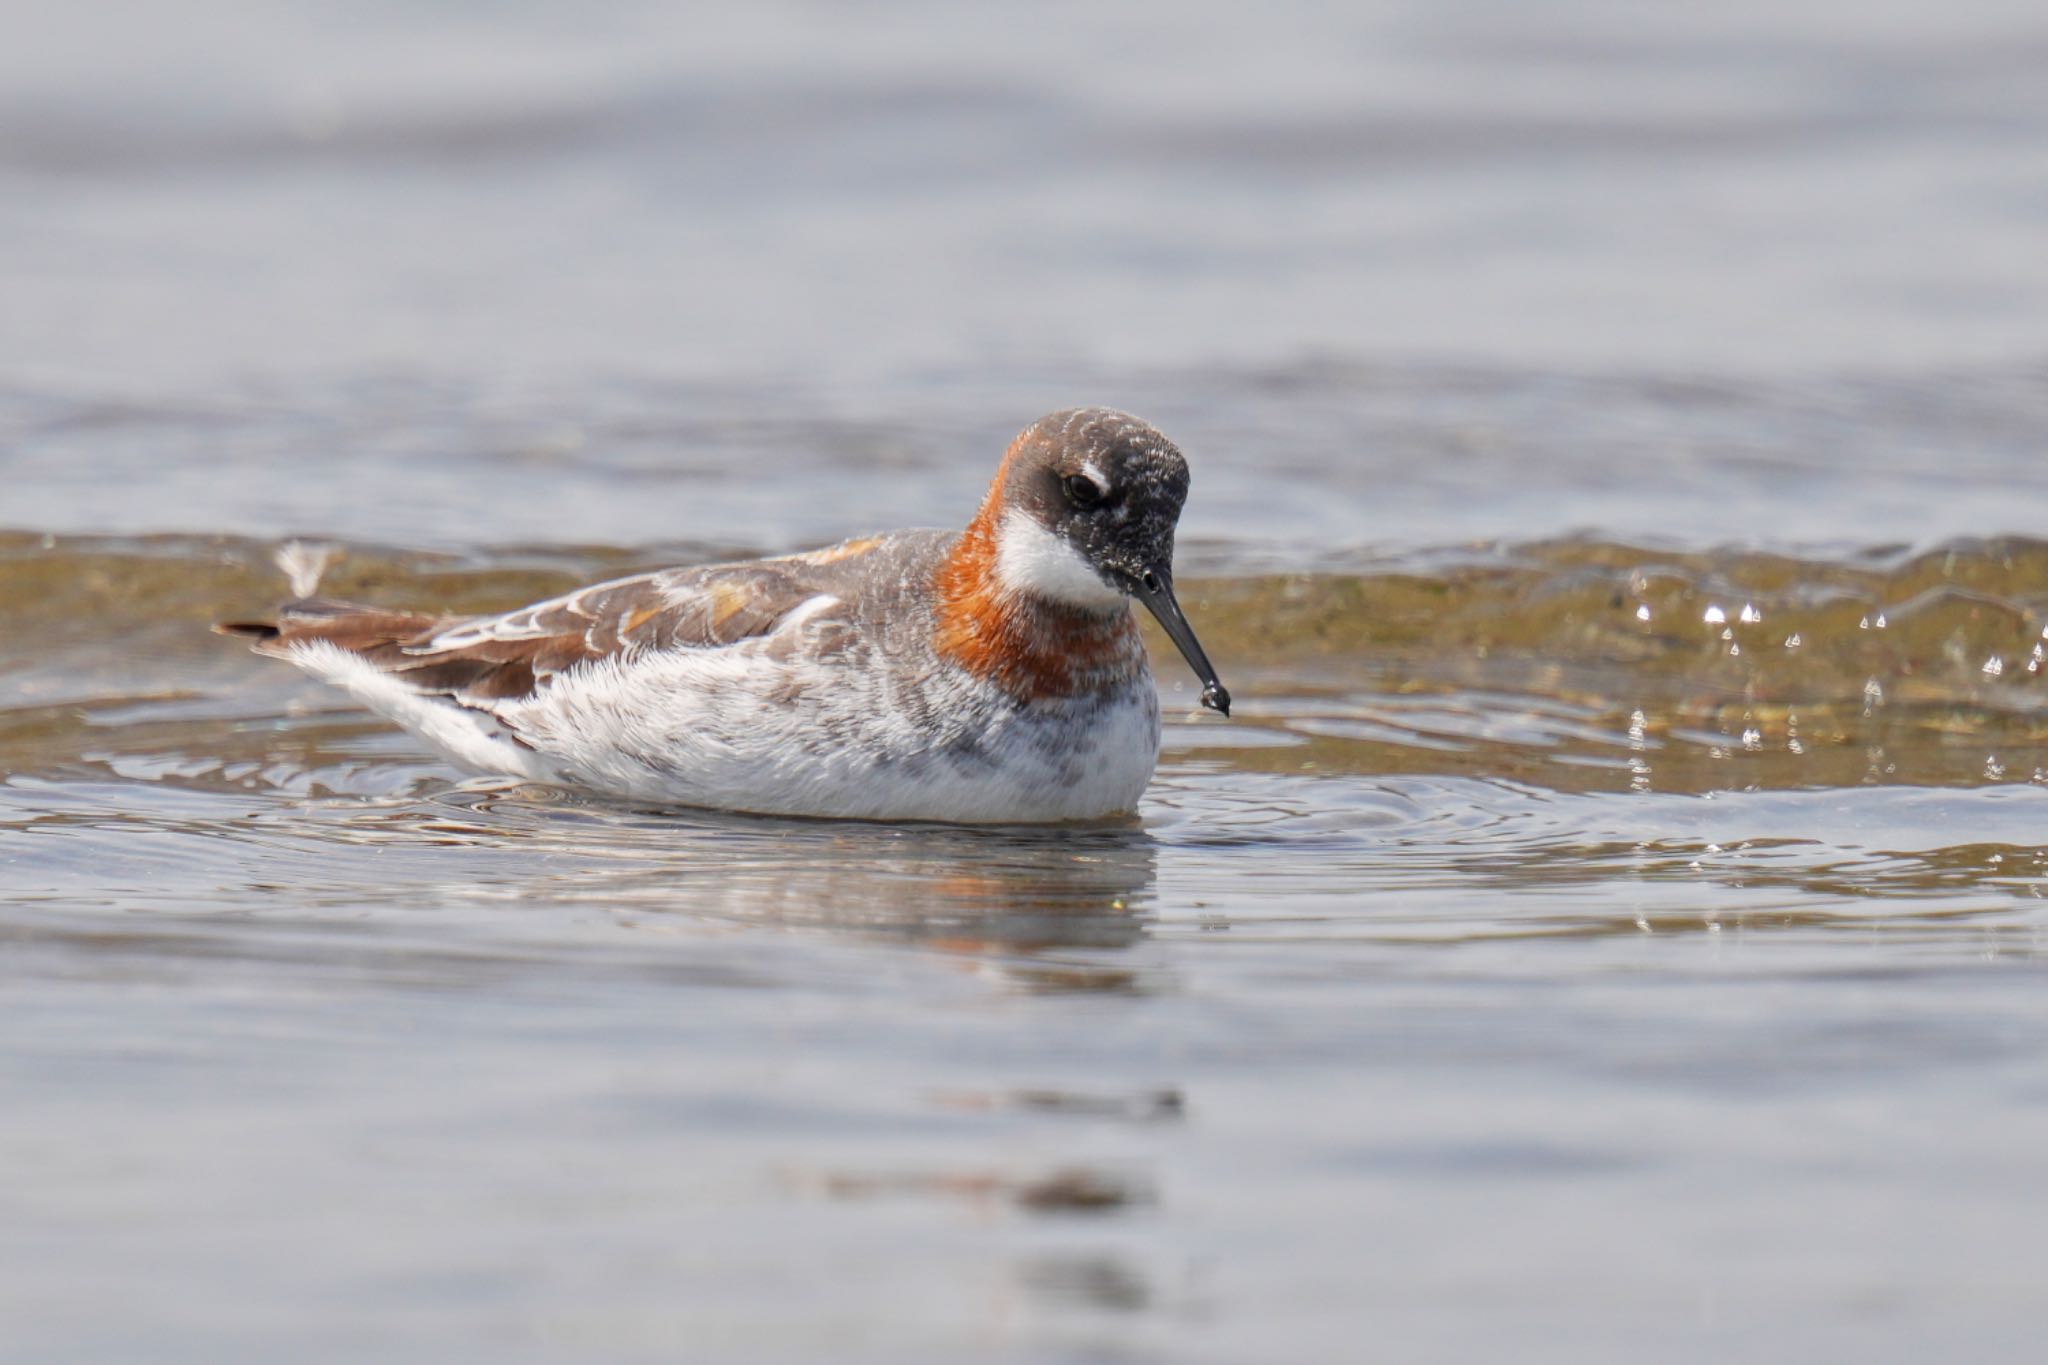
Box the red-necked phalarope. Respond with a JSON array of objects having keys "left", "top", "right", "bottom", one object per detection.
[{"left": 220, "top": 407, "right": 1229, "bottom": 822}]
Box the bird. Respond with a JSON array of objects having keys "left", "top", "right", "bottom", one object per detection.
[{"left": 219, "top": 407, "right": 1230, "bottom": 823}]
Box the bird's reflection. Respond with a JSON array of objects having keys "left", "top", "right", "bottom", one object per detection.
[{"left": 434, "top": 784, "right": 1164, "bottom": 990}]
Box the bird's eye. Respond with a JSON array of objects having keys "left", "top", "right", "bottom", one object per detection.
[{"left": 1063, "top": 474, "right": 1106, "bottom": 508}]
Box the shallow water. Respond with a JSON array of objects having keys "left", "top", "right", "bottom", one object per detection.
[
  {"left": 10, "top": 530, "right": 2048, "bottom": 1361},
  {"left": 7, "top": 1, "right": 2048, "bottom": 1361}
]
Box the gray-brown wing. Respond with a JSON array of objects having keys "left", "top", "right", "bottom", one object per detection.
[{"left": 222, "top": 561, "right": 850, "bottom": 707}]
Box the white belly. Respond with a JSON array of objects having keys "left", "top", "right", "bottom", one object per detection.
[{"left": 432, "top": 646, "right": 1165, "bottom": 823}]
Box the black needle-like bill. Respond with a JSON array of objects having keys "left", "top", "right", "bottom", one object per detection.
[{"left": 1127, "top": 568, "right": 1230, "bottom": 717}]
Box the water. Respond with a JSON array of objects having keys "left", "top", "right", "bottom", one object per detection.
[{"left": 6, "top": 2, "right": 2048, "bottom": 1361}]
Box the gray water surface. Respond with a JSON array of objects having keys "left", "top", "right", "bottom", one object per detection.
[{"left": 6, "top": 2, "right": 2048, "bottom": 1361}]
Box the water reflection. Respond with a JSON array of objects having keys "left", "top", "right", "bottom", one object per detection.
[
  {"left": 3, "top": 764, "right": 1163, "bottom": 988},
  {"left": 814, "top": 1165, "right": 1152, "bottom": 1214},
  {"left": 445, "top": 787, "right": 1168, "bottom": 988}
]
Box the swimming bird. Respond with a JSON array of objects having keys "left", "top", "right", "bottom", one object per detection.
[{"left": 219, "top": 408, "right": 1229, "bottom": 822}]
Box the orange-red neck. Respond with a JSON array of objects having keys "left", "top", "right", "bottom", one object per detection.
[{"left": 933, "top": 477, "right": 1144, "bottom": 702}]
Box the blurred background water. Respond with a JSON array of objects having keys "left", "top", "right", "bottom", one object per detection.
[{"left": 4, "top": 2, "right": 2048, "bottom": 1361}]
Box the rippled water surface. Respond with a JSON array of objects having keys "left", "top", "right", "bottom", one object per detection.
[{"left": 7, "top": 2, "right": 2048, "bottom": 1361}]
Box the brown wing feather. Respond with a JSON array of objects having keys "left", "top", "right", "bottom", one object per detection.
[
  {"left": 216, "top": 598, "right": 449, "bottom": 656},
  {"left": 219, "top": 563, "right": 844, "bottom": 708}
]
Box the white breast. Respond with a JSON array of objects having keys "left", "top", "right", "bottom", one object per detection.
[{"left": 498, "top": 648, "right": 1162, "bottom": 822}]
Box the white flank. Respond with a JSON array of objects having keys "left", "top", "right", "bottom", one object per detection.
[
  {"left": 288, "top": 642, "right": 547, "bottom": 779},
  {"left": 994, "top": 509, "right": 1126, "bottom": 609},
  {"left": 498, "top": 644, "right": 1161, "bottom": 822}
]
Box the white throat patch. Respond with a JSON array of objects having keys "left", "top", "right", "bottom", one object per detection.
[{"left": 994, "top": 509, "right": 1128, "bottom": 609}]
